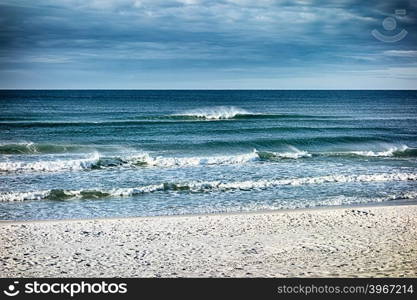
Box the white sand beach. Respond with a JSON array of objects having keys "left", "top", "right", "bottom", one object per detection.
[{"left": 1, "top": 204, "right": 416, "bottom": 277}]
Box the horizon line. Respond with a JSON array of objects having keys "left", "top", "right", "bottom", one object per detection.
[{"left": 1, "top": 88, "right": 417, "bottom": 91}]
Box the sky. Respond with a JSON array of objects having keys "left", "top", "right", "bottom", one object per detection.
[{"left": 0, "top": 0, "right": 416, "bottom": 89}]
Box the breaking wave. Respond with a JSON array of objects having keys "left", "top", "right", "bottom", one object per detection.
[
  {"left": 127, "top": 151, "right": 259, "bottom": 167},
  {"left": 1, "top": 145, "right": 416, "bottom": 173},
  {"left": 256, "top": 146, "right": 312, "bottom": 160},
  {"left": 344, "top": 145, "right": 417, "bottom": 158},
  {"left": 0, "top": 148, "right": 312, "bottom": 173},
  {"left": 174, "top": 106, "right": 252, "bottom": 120},
  {"left": 171, "top": 108, "right": 337, "bottom": 121},
  {"left": 0, "top": 152, "right": 261, "bottom": 173},
  {"left": 0, "top": 153, "right": 100, "bottom": 173},
  {"left": 2, "top": 172, "right": 416, "bottom": 202}
]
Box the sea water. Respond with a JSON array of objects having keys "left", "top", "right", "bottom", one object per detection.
[{"left": 0, "top": 90, "right": 416, "bottom": 220}]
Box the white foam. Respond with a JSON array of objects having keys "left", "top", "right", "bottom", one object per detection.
[
  {"left": 128, "top": 147, "right": 310, "bottom": 168},
  {"left": 257, "top": 146, "right": 311, "bottom": 159},
  {"left": 0, "top": 190, "right": 50, "bottom": 202},
  {"left": 104, "top": 172, "right": 417, "bottom": 194},
  {"left": 2, "top": 172, "right": 416, "bottom": 202},
  {"left": 189, "top": 172, "right": 417, "bottom": 191},
  {"left": 1, "top": 144, "right": 414, "bottom": 173},
  {"left": 349, "top": 145, "right": 409, "bottom": 157},
  {"left": 176, "top": 106, "right": 251, "bottom": 120},
  {"left": 0, "top": 152, "right": 100, "bottom": 173},
  {"left": 0, "top": 149, "right": 299, "bottom": 173},
  {"left": 128, "top": 151, "right": 259, "bottom": 168}
]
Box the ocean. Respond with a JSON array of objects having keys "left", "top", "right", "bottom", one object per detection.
[{"left": 0, "top": 90, "right": 416, "bottom": 220}]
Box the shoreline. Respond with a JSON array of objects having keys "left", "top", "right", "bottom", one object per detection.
[
  {"left": 1, "top": 203, "right": 416, "bottom": 277},
  {"left": 1, "top": 198, "right": 416, "bottom": 224}
]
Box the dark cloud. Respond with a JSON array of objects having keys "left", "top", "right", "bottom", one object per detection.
[{"left": 0, "top": 0, "right": 416, "bottom": 88}]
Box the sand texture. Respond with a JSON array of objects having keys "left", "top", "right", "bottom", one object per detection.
[{"left": 1, "top": 205, "right": 416, "bottom": 277}]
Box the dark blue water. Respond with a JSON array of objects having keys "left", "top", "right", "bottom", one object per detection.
[{"left": 1, "top": 90, "right": 416, "bottom": 220}]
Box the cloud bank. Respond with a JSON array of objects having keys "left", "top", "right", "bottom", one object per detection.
[{"left": 0, "top": 0, "right": 416, "bottom": 88}]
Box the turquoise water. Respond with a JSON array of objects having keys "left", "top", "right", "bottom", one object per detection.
[{"left": 0, "top": 90, "right": 416, "bottom": 220}]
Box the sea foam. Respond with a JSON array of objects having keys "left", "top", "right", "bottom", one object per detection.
[
  {"left": 2, "top": 172, "right": 416, "bottom": 202},
  {"left": 1, "top": 145, "right": 415, "bottom": 173},
  {"left": 127, "top": 151, "right": 260, "bottom": 167},
  {"left": 0, "top": 149, "right": 300, "bottom": 173},
  {"left": 0, "top": 152, "right": 100, "bottom": 173},
  {"left": 256, "top": 146, "right": 311, "bottom": 160},
  {"left": 348, "top": 145, "right": 413, "bottom": 157},
  {"left": 175, "top": 106, "right": 252, "bottom": 120}
]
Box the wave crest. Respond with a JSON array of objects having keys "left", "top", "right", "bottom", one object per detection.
[
  {"left": 347, "top": 145, "right": 417, "bottom": 158},
  {"left": 127, "top": 151, "right": 259, "bottom": 168},
  {"left": 0, "top": 148, "right": 313, "bottom": 173},
  {"left": 174, "top": 106, "right": 252, "bottom": 120},
  {"left": 1, "top": 145, "right": 415, "bottom": 173},
  {"left": 0, "top": 153, "right": 100, "bottom": 173},
  {"left": 257, "top": 146, "right": 311, "bottom": 160},
  {"left": 2, "top": 172, "right": 416, "bottom": 202}
]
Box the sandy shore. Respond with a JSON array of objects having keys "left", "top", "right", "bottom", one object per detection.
[{"left": 1, "top": 205, "right": 416, "bottom": 277}]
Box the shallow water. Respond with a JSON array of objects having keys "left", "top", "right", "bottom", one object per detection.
[{"left": 1, "top": 90, "right": 416, "bottom": 220}]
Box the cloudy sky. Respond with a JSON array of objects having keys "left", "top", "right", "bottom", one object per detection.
[{"left": 0, "top": 0, "right": 416, "bottom": 89}]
